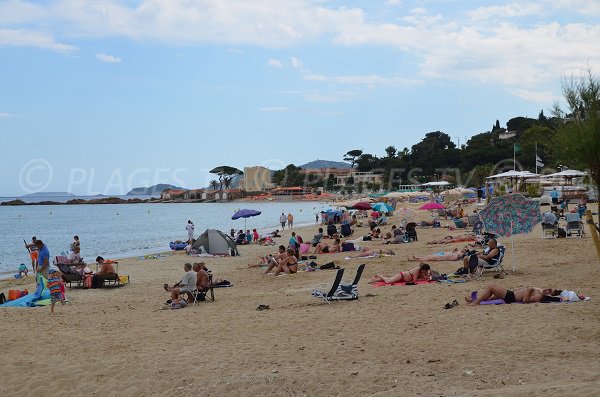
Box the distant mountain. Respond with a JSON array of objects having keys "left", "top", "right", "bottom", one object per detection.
[
  {"left": 21, "top": 192, "right": 74, "bottom": 198},
  {"left": 299, "top": 160, "right": 352, "bottom": 169},
  {"left": 127, "top": 184, "right": 184, "bottom": 195}
]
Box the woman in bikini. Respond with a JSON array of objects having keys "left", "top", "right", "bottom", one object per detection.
[
  {"left": 272, "top": 249, "right": 298, "bottom": 276},
  {"left": 369, "top": 263, "right": 431, "bottom": 284},
  {"left": 408, "top": 248, "right": 469, "bottom": 262}
]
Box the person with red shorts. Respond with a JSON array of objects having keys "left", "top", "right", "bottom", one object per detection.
[{"left": 25, "top": 236, "right": 39, "bottom": 274}]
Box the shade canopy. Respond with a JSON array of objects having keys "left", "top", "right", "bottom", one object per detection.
[
  {"left": 486, "top": 170, "right": 538, "bottom": 180},
  {"left": 542, "top": 169, "right": 586, "bottom": 178}
]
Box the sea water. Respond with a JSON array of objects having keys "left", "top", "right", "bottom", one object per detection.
[{"left": 0, "top": 201, "right": 330, "bottom": 276}]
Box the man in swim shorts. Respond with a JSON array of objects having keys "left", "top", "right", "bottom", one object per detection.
[{"left": 466, "top": 284, "right": 559, "bottom": 305}]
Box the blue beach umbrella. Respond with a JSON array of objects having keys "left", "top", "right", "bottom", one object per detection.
[
  {"left": 232, "top": 209, "right": 262, "bottom": 230},
  {"left": 371, "top": 202, "right": 393, "bottom": 214}
]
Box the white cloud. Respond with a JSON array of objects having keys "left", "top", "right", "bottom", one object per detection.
[
  {"left": 0, "top": 112, "right": 15, "bottom": 118},
  {"left": 304, "top": 73, "right": 423, "bottom": 86},
  {"left": 260, "top": 106, "right": 291, "bottom": 112},
  {"left": 304, "top": 74, "right": 328, "bottom": 81},
  {"left": 508, "top": 88, "right": 558, "bottom": 104},
  {"left": 96, "top": 53, "right": 121, "bottom": 63},
  {"left": 1, "top": 0, "right": 600, "bottom": 104},
  {"left": 290, "top": 56, "right": 303, "bottom": 68},
  {"left": 0, "top": 28, "right": 76, "bottom": 53},
  {"left": 466, "top": 3, "right": 543, "bottom": 21},
  {"left": 268, "top": 58, "right": 283, "bottom": 68}
]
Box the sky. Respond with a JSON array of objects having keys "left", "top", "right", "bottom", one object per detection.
[{"left": 1, "top": 0, "right": 599, "bottom": 196}]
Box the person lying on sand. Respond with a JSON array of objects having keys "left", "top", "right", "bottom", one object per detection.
[
  {"left": 408, "top": 248, "right": 469, "bottom": 262},
  {"left": 369, "top": 263, "right": 431, "bottom": 284},
  {"left": 466, "top": 284, "right": 561, "bottom": 305},
  {"left": 271, "top": 249, "right": 298, "bottom": 276},
  {"left": 249, "top": 245, "right": 287, "bottom": 268},
  {"left": 427, "top": 235, "right": 478, "bottom": 245},
  {"left": 347, "top": 247, "right": 395, "bottom": 258},
  {"left": 314, "top": 238, "right": 341, "bottom": 254}
]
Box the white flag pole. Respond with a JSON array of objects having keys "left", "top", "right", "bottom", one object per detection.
[
  {"left": 511, "top": 221, "right": 516, "bottom": 272},
  {"left": 535, "top": 142, "right": 538, "bottom": 175}
]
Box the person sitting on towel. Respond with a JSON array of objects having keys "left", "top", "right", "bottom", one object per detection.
[
  {"left": 369, "top": 263, "right": 431, "bottom": 284},
  {"left": 466, "top": 284, "right": 562, "bottom": 305},
  {"left": 271, "top": 248, "right": 298, "bottom": 276},
  {"left": 250, "top": 245, "right": 287, "bottom": 268}
]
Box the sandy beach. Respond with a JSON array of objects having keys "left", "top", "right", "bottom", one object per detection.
[{"left": 1, "top": 204, "right": 599, "bottom": 396}]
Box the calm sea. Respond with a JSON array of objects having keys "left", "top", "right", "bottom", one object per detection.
[{"left": 0, "top": 201, "right": 329, "bottom": 276}]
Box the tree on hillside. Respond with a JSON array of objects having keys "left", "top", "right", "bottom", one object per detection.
[
  {"left": 209, "top": 166, "right": 243, "bottom": 190},
  {"left": 272, "top": 164, "right": 304, "bottom": 187},
  {"left": 343, "top": 149, "right": 363, "bottom": 168},
  {"left": 507, "top": 116, "right": 538, "bottom": 132},
  {"left": 553, "top": 69, "right": 600, "bottom": 214},
  {"left": 385, "top": 146, "right": 397, "bottom": 158},
  {"left": 410, "top": 131, "right": 460, "bottom": 176},
  {"left": 355, "top": 153, "right": 380, "bottom": 172}
]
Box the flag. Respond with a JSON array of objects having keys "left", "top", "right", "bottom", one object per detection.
[
  {"left": 536, "top": 155, "right": 544, "bottom": 168},
  {"left": 514, "top": 143, "right": 521, "bottom": 154}
]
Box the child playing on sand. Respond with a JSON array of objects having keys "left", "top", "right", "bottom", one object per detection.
[
  {"left": 47, "top": 269, "right": 65, "bottom": 314},
  {"left": 16, "top": 263, "right": 29, "bottom": 278}
]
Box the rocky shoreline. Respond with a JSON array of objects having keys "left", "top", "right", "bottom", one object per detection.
[{"left": 0, "top": 197, "right": 155, "bottom": 206}]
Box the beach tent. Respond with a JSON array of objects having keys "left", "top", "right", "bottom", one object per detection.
[
  {"left": 0, "top": 273, "right": 51, "bottom": 308},
  {"left": 193, "top": 229, "right": 239, "bottom": 256}
]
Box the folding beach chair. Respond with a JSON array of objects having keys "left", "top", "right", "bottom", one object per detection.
[
  {"left": 541, "top": 222, "right": 558, "bottom": 239},
  {"left": 565, "top": 213, "right": 584, "bottom": 238},
  {"left": 472, "top": 246, "right": 507, "bottom": 279},
  {"left": 405, "top": 222, "right": 418, "bottom": 242},
  {"left": 56, "top": 262, "right": 84, "bottom": 288},
  {"left": 184, "top": 273, "right": 215, "bottom": 306},
  {"left": 311, "top": 268, "right": 345, "bottom": 303},
  {"left": 330, "top": 264, "right": 365, "bottom": 301},
  {"left": 471, "top": 220, "right": 484, "bottom": 236},
  {"left": 453, "top": 218, "right": 466, "bottom": 229}
]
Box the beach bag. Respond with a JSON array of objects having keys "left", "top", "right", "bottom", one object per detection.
[
  {"left": 0, "top": 292, "right": 5, "bottom": 304},
  {"left": 341, "top": 242, "right": 356, "bottom": 252},
  {"left": 320, "top": 262, "right": 336, "bottom": 270},
  {"left": 557, "top": 228, "right": 567, "bottom": 238},
  {"left": 299, "top": 243, "right": 310, "bottom": 254},
  {"left": 84, "top": 274, "right": 93, "bottom": 288},
  {"left": 467, "top": 255, "right": 479, "bottom": 272},
  {"left": 91, "top": 275, "right": 103, "bottom": 289}
]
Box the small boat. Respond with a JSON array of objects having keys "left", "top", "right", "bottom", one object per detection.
[{"left": 169, "top": 242, "right": 187, "bottom": 251}]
